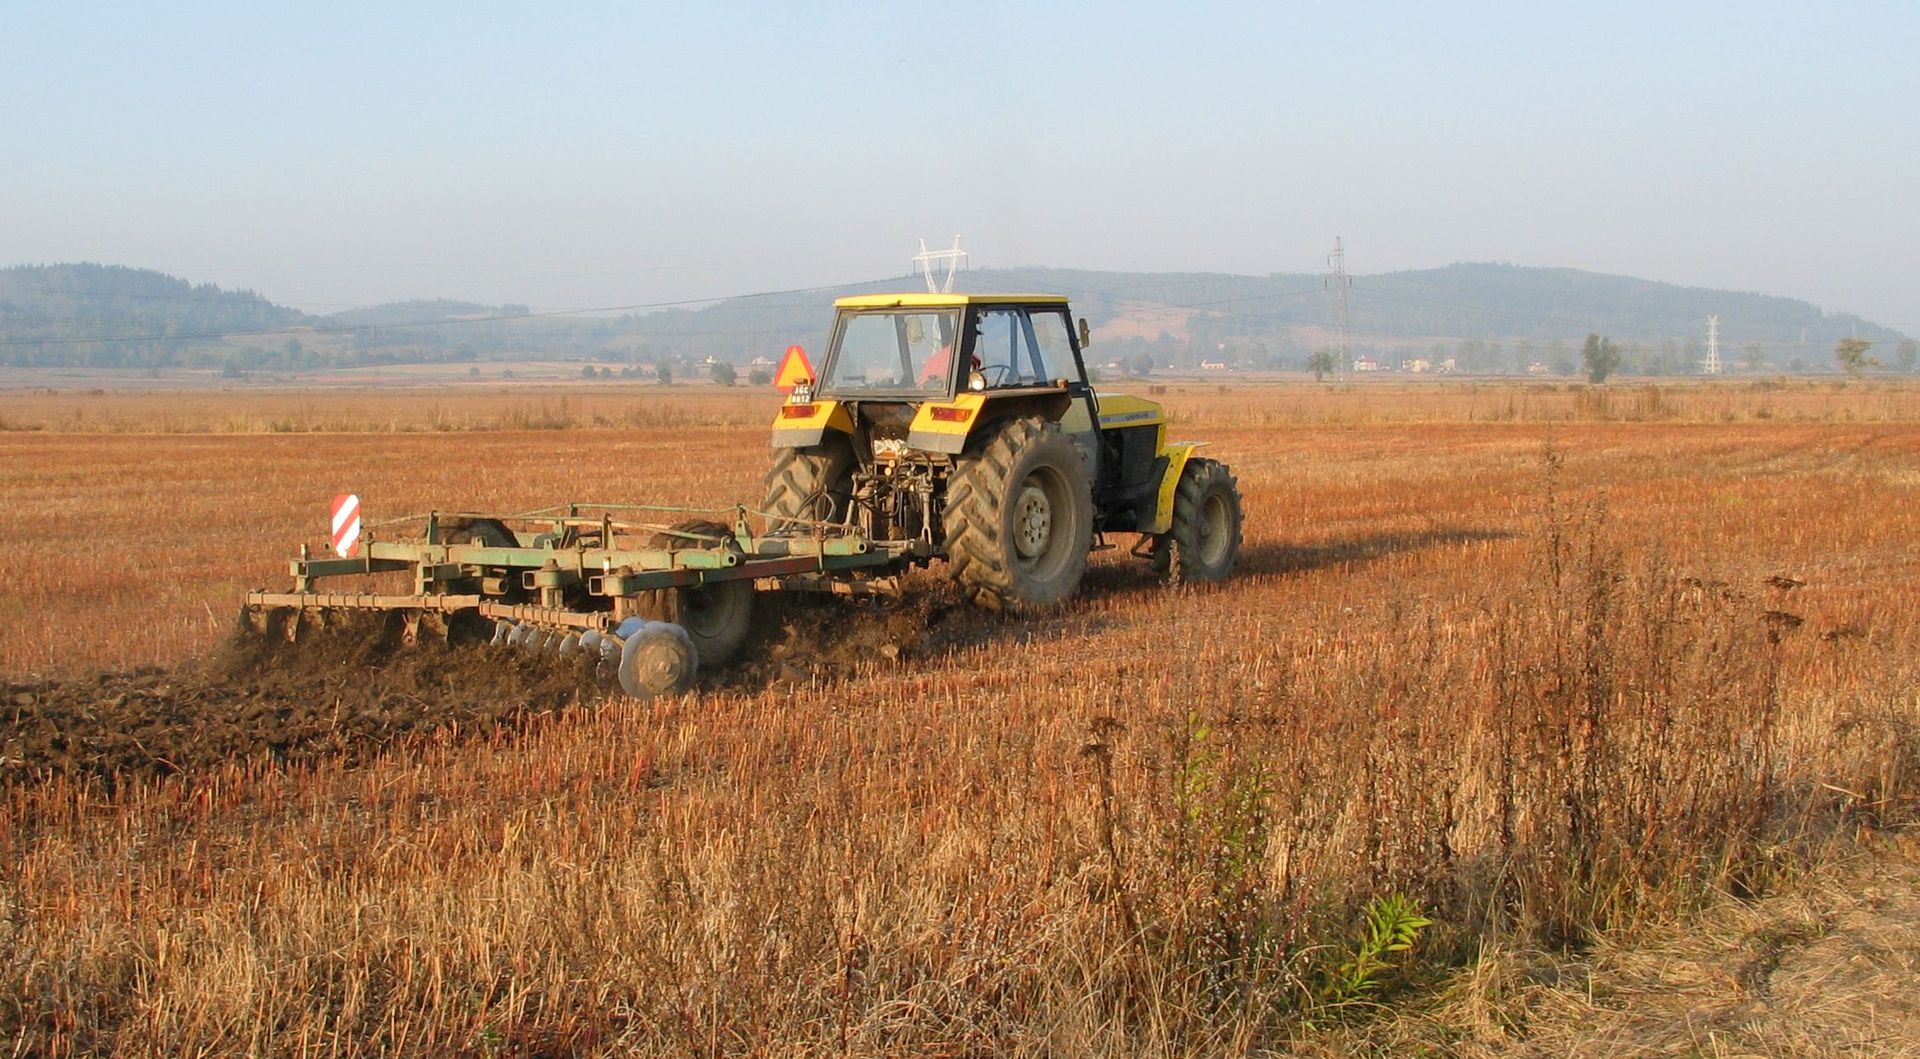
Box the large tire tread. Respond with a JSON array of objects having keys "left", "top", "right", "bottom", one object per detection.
[
  {"left": 944, "top": 416, "right": 1093, "bottom": 611},
  {"left": 763, "top": 438, "right": 856, "bottom": 533},
  {"left": 1160, "top": 457, "right": 1243, "bottom": 584},
  {"left": 632, "top": 520, "right": 755, "bottom": 665}
]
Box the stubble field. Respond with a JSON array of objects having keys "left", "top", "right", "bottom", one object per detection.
[{"left": 3, "top": 379, "right": 1918, "bottom": 1056}]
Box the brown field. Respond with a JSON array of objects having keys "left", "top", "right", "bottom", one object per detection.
[
  {"left": 6, "top": 375, "right": 1920, "bottom": 436},
  {"left": 3, "top": 380, "right": 1919, "bottom": 1056}
]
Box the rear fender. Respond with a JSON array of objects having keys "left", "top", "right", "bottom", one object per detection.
[
  {"left": 904, "top": 392, "right": 989, "bottom": 454},
  {"left": 771, "top": 400, "right": 854, "bottom": 449},
  {"left": 911, "top": 390, "right": 1073, "bottom": 455}
]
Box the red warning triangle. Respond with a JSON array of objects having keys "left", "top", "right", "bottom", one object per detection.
[{"left": 774, "top": 345, "right": 813, "bottom": 392}]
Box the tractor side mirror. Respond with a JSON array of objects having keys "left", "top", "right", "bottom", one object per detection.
[{"left": 1077, "top": 317, "right": 1092, "bottom": 349}]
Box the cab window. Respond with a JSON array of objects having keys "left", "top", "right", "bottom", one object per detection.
[
  {"left": 1029, "top": 309, "right": 1081, "bottom": 384},
  {"left": 820, "top": 310, "right": 959, "bottom": 395},
  {"left": 970, "top": 308, "right": 1051, "bottom": 387}
]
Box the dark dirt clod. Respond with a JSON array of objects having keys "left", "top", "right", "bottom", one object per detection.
[
  {"left": 3, "top": 611, "right": 601, "bottom": 787},
  {"left": 2, "top": 589, "right": 992, "bottom": 787},
  {"left": 719, "top": 586, "right": 964, "bottom": 690}
]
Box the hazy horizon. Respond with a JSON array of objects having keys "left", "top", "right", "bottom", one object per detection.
[{"left": 5, "top": 2, "right": 1915, "bottom": 333}]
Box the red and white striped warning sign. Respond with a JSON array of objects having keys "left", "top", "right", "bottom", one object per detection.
[{"left": 330, "top": 493, "right": 362, "bottom": 557}]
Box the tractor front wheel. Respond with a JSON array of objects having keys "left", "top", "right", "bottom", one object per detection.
[
  {"left": 1153, "top": 457, "right": 1243, "bottom": 583},
  {"left": 944, "top": 416, "right": 1094, "bottom": 611}
]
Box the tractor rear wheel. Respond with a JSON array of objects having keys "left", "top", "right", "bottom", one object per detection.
[
  {"left": 763, "top": 437, "right": 856, "bottom": 533},
  {"left": 944, "top": 416, "right": 1094, "bottom": 611},
  {"left": 632, "top": 520, "right": 755, "bottom": 666},
  {"left": 1154, "top": 457, "right": 1243, "bottom": 583}
]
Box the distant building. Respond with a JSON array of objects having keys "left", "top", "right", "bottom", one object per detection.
[
  {"left": 1405, "top": 358, "right": 1431, "bottom": 373},
  {"left": 1352, "top": 354, "right": 1379, "bottom": 372},
  {"left": 1438, "top": 358, "right": 1458, "bottom": 373},
  {"left": 1201, "top": 360, "right": 1229, "bottom": 371},
  {"left": 1527, "top": 360, "right": 1549, "bottom": 375}
]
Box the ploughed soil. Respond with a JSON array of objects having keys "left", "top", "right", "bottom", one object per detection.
[
  {"left": 2, "top": 588, "right": 979, "bottom": 787},
  {"left": 2, "top": 613, "right": 602, "bottom": 786},
  {"left": 719, "top": 585, "right": 968, "bottom": 690}
]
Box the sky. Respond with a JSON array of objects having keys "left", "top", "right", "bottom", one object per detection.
[{"left": 3, "top": 1, "right": 1916, "bottom": 333}]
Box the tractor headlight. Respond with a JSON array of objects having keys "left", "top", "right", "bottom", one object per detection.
[{"left": 967, "top": 370, "right": 986, "bottom": 392}]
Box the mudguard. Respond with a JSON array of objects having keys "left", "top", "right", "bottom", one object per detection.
[
  {"left": 1143, "top": 441, "right": 1208, "bottom": 535},
  {"left": 770, "top": 400, "right": 854, "bottom": 449}
]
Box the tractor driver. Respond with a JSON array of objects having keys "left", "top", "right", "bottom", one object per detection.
[{"left": 918, "top": 342, "right": 980, "bottom": 388}]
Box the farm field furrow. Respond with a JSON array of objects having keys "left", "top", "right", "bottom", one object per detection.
[{"left": 3, "top": 382, "right": 1918, "bottom": 1056}]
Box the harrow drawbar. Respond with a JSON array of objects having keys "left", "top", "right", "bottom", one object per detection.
[{"left": 245, "top": 502, "right": 917, "bottom": 698}]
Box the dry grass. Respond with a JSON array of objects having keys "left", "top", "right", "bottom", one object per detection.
[
  {"left": 6, "top": 376, "right": 1920, "bottom": 435},
  {"left": 0, "top": 384, "right": 770, "bottom": 434},
  {"left": 3, "top": 382, "right": 1918, "bottom": 1055},
  {"left": 1298, "top": 831, "right": 1920, "bottom": 1056}
]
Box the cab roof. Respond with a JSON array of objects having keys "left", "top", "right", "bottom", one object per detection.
[{"left": 833, "top": 292, "right": 1071, "bottom": 309}]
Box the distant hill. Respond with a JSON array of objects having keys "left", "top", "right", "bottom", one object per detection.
[
  {"left": 638, "top": 264, "right": 1910, "bottom": 375},
  {"left": 0, "top": 261, "right": 1908, "bottom": 376},
  {"left": 0, "top": 263, "right": 306, "bottom": 369}
]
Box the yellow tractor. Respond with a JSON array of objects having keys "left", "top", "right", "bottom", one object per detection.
[
  {"left": 764, "top": 292, "right": 1242, "bottom": 610},
  {"left": 240, "top": 292, "right": 1244, "bottom": 699}
]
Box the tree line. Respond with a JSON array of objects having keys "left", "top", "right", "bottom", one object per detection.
[{"left": 3, "top": 261, "right": 1911, "bottom": 377}]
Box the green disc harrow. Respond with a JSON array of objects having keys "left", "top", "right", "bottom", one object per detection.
[{"left": 245, "top": 502, "right": 916, "bottom": 698}]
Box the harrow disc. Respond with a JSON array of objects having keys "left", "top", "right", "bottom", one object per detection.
[{"left": 618, "top": 621, "right": 698, "bottom": 700}]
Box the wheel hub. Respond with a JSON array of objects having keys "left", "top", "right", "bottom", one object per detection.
[
  {"left": 1015, "top": 483, "right": 1053, "bottom": 559},
  {"left": 1199, "top": 493, "right": 1231, "bottom": 564}
]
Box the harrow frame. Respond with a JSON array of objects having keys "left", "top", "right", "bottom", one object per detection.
[{"left": 244, "top": 502, "right": 917, "bottom": 697}]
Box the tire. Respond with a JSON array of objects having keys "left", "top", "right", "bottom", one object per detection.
[
  {"left": 1155, "top": 457, "right": 1243, "bottom": 584},
  {"left": 632, "top": 520, "right": 755, "bottom": 666},
  {"left": 440, "top": 517, "right": 514, "bottom": 547},
  {"left": 441, "top": 517, "right": 525, "bottom": 603},
  {"left": 763, "top": 437, "right": 856, "bottom": 533},
  {"left": 944, "top": 416, "right": 1094, "bottom": 611}
]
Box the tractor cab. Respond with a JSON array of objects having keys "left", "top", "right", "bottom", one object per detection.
[
  {"left": 811, "top": 294, "right": 1085, "bottom": 399},
  {"left": 777, "top": 294, "right": 1099, "bottom": 469}
]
